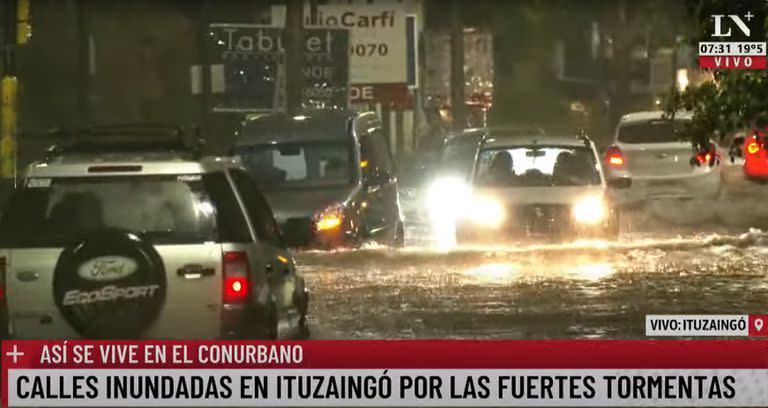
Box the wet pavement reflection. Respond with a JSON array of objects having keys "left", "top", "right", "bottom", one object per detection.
[{"left": 299, "top": 188, "right": 768, "bottom": 339}]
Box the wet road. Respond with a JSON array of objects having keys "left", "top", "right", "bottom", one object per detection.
[{"left": 298, "top": 182, "right": 768, "bottom": 340}]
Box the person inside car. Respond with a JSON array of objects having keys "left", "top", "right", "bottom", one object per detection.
[
  {"left": 323, "top": 157, "right": 348, "bottom": 182},
  {"left": 552, "top": 151, "right": 575, "bottom": 185},
  {"left": 482, "top": 151, "right": 517, "bottom": 186}
]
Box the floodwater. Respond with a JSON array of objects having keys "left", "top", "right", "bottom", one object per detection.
[{"left": 299, "top": 177, "right": 768, "bottom": 339}]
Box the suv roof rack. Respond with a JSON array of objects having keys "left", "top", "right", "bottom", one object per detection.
[
  {"left": 576, "top": 130, "right": 592, "bottom": 146},
  {"left": 43, "top": 123, "right": 206, "bottom": 160}
]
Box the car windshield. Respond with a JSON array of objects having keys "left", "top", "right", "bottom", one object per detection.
[
  {"left": 475, "top": 145, "right": 601, "bottom": 187},
  {"left": 617, "top": 119, "right": 691, "bottom": 144},
  {"left": 235, "top": 142, "right": 355, "bottom": 191},
  {"left": 0, "top": 175, "right": 219, "bottom": 247}
]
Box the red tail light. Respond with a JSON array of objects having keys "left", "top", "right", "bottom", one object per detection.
[
  {"left": 605, "top": 146, "right": 625, "bottom": 168},
  {"left": 694, "top": 143, "right": 718, "bottom": 166},
  {"left": 223, "top": 251, "right": 249, "bottom": 303}
]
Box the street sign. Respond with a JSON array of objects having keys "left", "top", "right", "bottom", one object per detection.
[
  {"left": 207, "top": 24, "right": 350, "bottom": 112},
  {"left": 272, "top": 4, "right": 416, "bottom": 106}
]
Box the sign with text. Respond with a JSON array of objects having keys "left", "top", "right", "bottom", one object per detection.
[
  {"left": 272, "top": 4, "right": 408, "bottom": 84},
  {"left": 350, "top": 83, "right": 410, "bottom": 108},
  {"left": 208, "top": 24, "right": 349, "bottom": 111}
]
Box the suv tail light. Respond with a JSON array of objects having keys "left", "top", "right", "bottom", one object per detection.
[
  {"left": 223, "top": 251, "right": 249, "bottom": 303},
  {"left": 694, "top": 143, "right": 718, "bottom": 166},
  {"left": 605, "top": 146, "right": 625, "bottom": 168}
]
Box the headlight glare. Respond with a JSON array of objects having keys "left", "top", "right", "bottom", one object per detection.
[
  {"left": 314, "top": 203, "right": 344, "bottom": 231},
  {"left": 426, "top": 177, "right": 472, "bottom": 220},
  {"left": 572, "top": 196, "right": 606, "bottom": 224},
  {"left": 467, "top": 196, "right": 506, "bottom": 228}
]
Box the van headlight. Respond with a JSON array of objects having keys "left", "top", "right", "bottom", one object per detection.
[
  {"left": 467, "top": 196, "right": 506, "bottom": 228},
  {"left": 314, "top": 203, "right": 344, "bottom": 232},
  {"left": 572, "top": 196, "right": 606, "bottom": 224}
]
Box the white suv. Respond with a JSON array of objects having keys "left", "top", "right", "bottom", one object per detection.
[
  {"left": 0, "top": 125, "right": 309, "bottom": 340},
  {"left": 605, "top": 111, "right": 721, "bottom": 206}
]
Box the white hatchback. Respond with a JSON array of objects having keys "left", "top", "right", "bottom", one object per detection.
[
  {"left": 605, "top": 111, "right": 721, "bottom": 207},
  {"left": 426, "top": 128, "right": 631, "bottom": 244}
]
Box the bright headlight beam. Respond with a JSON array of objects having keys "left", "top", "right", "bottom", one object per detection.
[
  {"left": 467, "top": 196, "right": 506, "bottom": 228},
  {"left": 426, "top": 177, "right": 472, "bottom": 221},
  {"left": 572, "top": 196, "right": 606, "bottom": 224}
]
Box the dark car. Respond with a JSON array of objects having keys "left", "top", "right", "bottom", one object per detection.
[{"left": 231, "top": 109, "right": 404, "bottom": 248}]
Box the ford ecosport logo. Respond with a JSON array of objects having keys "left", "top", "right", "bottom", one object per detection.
[{"left": 77, "top": 256, "right": 138, "bottom": 282}]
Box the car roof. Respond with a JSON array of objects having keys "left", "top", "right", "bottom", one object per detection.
[
  {"left": 620, "top": 110, "right": 692, "bottom": 123},
  {"left": 445, "top": 125, "right": 544, "bottom": 143},
  {"left": 235, "top": 109, "right": 374, "bottom": 146},
  {"left": 484, "top": 134, "right": 588, "bottom": 149},
  {"left": 445, "top": 126, "right": 591, "bottom": 148},
  {"left": 24, "top": 155, "right": 242, "bottom": 179}
]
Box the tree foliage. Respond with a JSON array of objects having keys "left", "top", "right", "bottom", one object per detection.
[{"left": 663, "top": 0, "right": 768, "bottom": 149}]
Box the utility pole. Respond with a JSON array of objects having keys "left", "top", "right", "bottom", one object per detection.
[
  {"left": 285, "top": 0, "right": 304, "bottom": 115},
  {"left": 1, "top": 0, "right": 27, "bottom": 183},
  {"left": 450, "top": 0, "right": 465, "bottom": 131},
  {"left": 76, "top": 0, "right": 89, "bottom": 126},
  {"left": 612, "top": 0, "right": 630, "bottom": 127},
  {"left": 197, "top": 0, "right": 211, "bottom": 140}
]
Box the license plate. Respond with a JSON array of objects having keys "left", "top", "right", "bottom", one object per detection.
[{"left": 649, "top": 180, "right": 680, "bottom": 188}]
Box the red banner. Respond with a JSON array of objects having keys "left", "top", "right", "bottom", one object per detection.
[
  {"left": 3, "top": 340, "right": 768, "bottom": 370},
  {"left": 4, "top": 341, "right": 768, "bottom": 407},
  {"left": 698, "top": 55, "right": 767, "bottom": 70}
]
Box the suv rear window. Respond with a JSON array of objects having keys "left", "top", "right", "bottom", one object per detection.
[
  {"left": 617, "top": 119, "right": 690, "bottom": 144},
  {"left": 0, "top": 174, "right": 227, "bottom": 247}
]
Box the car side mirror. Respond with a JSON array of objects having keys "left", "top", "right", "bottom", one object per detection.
[
  {"left": 367, "top": 169, "right": 392, "bottom": 185},
  {"left": 607, "top": 177, "right": 632, "bottom": 189},
  {"left": 364, "top": 169, "right": 393, "bottom": 194}
]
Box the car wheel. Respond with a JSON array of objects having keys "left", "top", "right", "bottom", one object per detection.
[
  {"left": 455, "top": 225, "right": 474, "bottom": 245},
  {"left": 393, "top": 220, "right": 405, "bottom": 247},
  {"left": 252, "top": 298, "right": 279, "bottom": 340},
  {"left": 606, "top": 209, "right": 621, "bottom": 239},
  {"left": 296, "top": 290, "right": 310, "bottom": 340}
]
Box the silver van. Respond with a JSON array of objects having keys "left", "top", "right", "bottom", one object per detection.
[{"left": 232, "top": 109, "right": 404, "bottom": 248}]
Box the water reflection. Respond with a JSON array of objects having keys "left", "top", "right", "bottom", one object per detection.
[{"left": 464, "top": 263, "right": 519, "bottom": 283}]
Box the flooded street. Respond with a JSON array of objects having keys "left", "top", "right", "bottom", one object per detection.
[{"left": 299, "top": 185, "right": 768, "bottom": 340}]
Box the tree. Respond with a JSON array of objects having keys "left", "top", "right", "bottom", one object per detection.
[{"left": 663, "top": 0, "right": 768, "bottom": 149}]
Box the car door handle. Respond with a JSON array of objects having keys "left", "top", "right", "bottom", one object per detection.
[
  {"left": 16, "top": 271, "right": 39, "bottom": 282},
  {"left": 177, "top": 264, "right": 215, "bottom": 279}
]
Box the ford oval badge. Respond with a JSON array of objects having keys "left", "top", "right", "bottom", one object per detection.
[{"left": 77, "top": 256, "right": 138, "bottom": 282}]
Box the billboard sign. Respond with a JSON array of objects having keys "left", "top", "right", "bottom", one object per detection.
[
  {"left": 208, "top": 24, "right": 349, "bottom": 112},
  {"left": 273, "top": 4, "right": 416, "bottom": 106}
]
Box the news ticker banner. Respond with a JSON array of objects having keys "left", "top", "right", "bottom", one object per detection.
[
  {"left": 3, "top": 341, "right": 768, "bottom": 407},
  {"left": 646, "top": 315, "right": 768, "bottom": 337}
]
